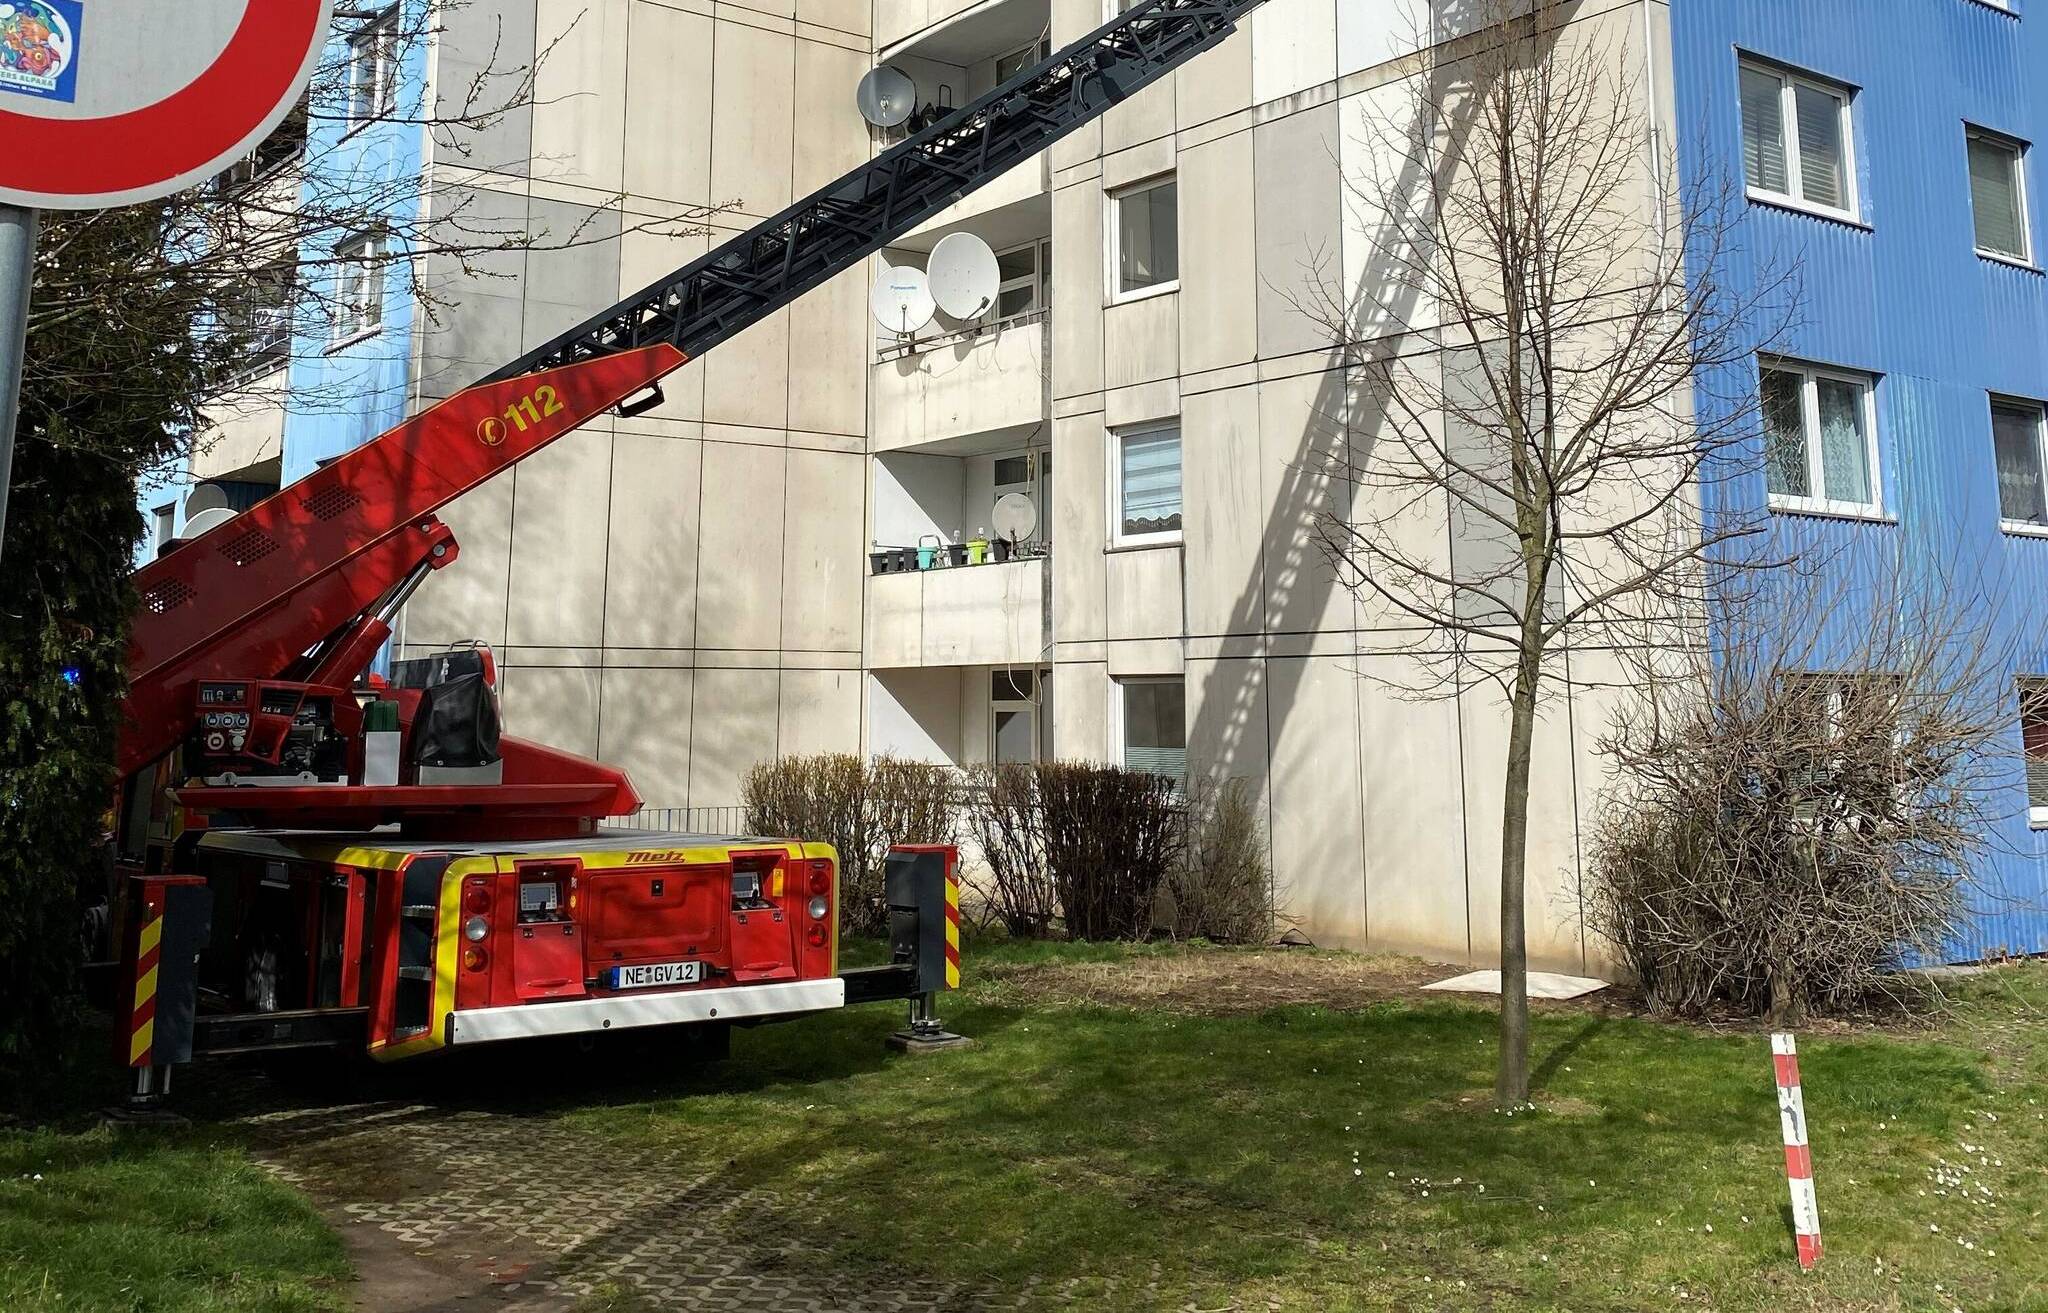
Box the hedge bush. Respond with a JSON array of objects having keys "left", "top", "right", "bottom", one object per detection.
[{"left": 741, "top": 753, "right": 961, "bottom": 935}]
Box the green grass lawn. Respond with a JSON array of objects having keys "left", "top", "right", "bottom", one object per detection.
[
  {"left": 0, "top": 1041, "right": 350, "bottom": 1313},
  {"left": 567, "top": 941, "right": 2048, "bottom": 1312},
  {"left": 0, "top": 1124, "right": 349, "bottom": 1312},
  {"left": 3, "top": 942, "right": 2043, "bottom": 1311}
]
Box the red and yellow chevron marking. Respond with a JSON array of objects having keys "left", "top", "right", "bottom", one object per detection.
[
  {"left": 943, "top": 868, "right": 961, "bottom": 990},
  {"left": 128, "top": 902, "right": 164, "bottom": 1068}
]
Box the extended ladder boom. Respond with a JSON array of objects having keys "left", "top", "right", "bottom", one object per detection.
[{"left": 121, "top": 0, "right": 1270, "bottom": 780}]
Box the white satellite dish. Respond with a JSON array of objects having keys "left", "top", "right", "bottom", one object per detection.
[
  {"left": 871, "top": 264, "right": 936, "bottom": 334},
  {"left": 927, "top": 231, "right": 1001, "bottom": 320},
  {"left": 856, "top": 65, "right": 918, "bottom": 128},
  {"left": 181, "top": 506, "right": 238, "bottom": 540},
  {"left": 992, "top": 491, "right": 1039, "bottom": 543},
  {"left": 184, "top": 481, "right": 233, "bottom": 518}
]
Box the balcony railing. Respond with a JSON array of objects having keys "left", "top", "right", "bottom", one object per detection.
[{"left": 869, "top": 538, "right": 1049, "bottom": 575}]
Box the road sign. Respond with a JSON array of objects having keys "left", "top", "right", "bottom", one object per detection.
[{"left": 0, "top": 0, "right": 336, "bottom": 209}]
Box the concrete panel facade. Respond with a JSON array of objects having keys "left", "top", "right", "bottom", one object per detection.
[
  {"left": 397, "top": 0, "right": 871, "bottom": 810},
  {"left": 1024, "top": 0, "right": 1678, "bottom": 966}
]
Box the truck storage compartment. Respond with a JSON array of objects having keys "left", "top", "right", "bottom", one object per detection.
[{"left": 582, "top": 863, "right": 726, "bottom": 980}]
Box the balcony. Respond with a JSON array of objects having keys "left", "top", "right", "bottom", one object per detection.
[
  {"left": 867, "top": 552, "right": 1050, "bottom": 669},
  {"left": 872, "top": 311, "right": 1048, "bottom": 454},
  {"left": 876, "top": 0, "right": 1053, "bottom": 81}
]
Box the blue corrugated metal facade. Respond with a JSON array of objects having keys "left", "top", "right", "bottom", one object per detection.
[{"left": 1672, "top": 0, "right": 2048, "bottom": 960}]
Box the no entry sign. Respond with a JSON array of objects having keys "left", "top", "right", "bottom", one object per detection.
[{"left": 0, "top": 0, "right": 335, "bottom": 209}]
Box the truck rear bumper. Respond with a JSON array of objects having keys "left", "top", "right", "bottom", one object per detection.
[{"left": 446, "top": 977, "right": 845, "bottom": 1045}]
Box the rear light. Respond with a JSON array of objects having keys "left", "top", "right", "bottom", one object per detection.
[
  {"left": 805, "top": 923, "right": 828, "bottom": 948},
  {"left": 462, "top": 915, "right": 491, "bottom": 943},
  {"left": 462, "top": 946, "right": 489, "bottom": 972},
  {"left": 807, "top": 861, "right": 832, "bottom": 896},
  {"left": 806, "top": 895, "right": 829, "bottom": 921},
  {"left": 464, "top": 886, "right": 491, "bottom": 914}
]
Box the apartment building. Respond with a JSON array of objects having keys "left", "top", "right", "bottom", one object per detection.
[
  {"left": 143, "top": 0, "right": 2048, "bottom": 967},
  {"left": 1675, "top": 0, "right": 2048, "bottom": 959}
]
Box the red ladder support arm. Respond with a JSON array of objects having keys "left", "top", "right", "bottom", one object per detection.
[{"left": 120, "top": 345, "right": 686, "bottom": 779}]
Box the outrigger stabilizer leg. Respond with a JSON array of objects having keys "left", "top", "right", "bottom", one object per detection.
[{"left": 883, "top": 845, "right": 971, "bottom": 1052}]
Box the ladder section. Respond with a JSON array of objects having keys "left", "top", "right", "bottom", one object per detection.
[{"left": 486, "top": 0, "right": 1269, "bottom": 384}]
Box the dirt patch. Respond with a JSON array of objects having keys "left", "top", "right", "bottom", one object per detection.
[{"left": 983, "top": 948, "right": 1475, "bottom": 1016}]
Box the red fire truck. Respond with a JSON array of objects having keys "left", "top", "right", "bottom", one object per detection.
[{"left": 106, "top": 0, "right": 1269, "bottom": 1105}]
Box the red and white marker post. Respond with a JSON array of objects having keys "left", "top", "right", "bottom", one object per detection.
[{"left": 1771, "top": 1033, "right": 1823, "bottom": 1269}]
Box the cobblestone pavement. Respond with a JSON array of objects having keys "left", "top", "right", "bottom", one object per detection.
[{"left": 225, "top": 1090, "right": 1030, "bottom": 1313}]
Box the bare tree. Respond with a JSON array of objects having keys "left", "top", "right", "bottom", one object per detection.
[
  {"left": 28, "top": 1, "right": 725, "bottom": 474},
  {"left": 1587, "top": 546, "right": 2036, "bottom": 1024},
  {"left": 1293, "top": 0, "right": 1794, "bottom": 1104}
]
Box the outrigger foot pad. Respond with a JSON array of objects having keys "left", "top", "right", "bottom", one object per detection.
[
  {"left": 886, "top": 1027, "right": 973, "bottom": 1053},
  {"left": 101, "top": 1103, "right": 191, "bottom": 1130},
  {"left": 887, "top": 994, "right": 971, "bottom": 1052}
]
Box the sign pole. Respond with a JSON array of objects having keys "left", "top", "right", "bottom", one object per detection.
[{"left": 0, "top": 203, "right": 36, "bottom": 566}]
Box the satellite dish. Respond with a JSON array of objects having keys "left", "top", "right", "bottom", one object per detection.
[
  {"left": 856, "top": 65, "right": 917, "bottom": 128},
  {"left": 184, "top": 482, "right": 233, "bottom": 518},
  {"left": 871, "top": 263, "right": 936, "bottom": 334},
  {"left": 181, "top": 506, "right": 238, "bottom": 539},
  {"left": 992, "top": 491, "right": 1039, "bottom": 543},
  {"left": 928, "top": 231, "right": 1000, "bottom": 320}
]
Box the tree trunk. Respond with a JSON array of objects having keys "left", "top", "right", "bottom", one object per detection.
[{"left": 1495, "top": 646, "right": 1542, "bottom": 1108}]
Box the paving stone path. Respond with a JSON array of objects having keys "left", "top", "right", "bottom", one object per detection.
[{"left": 227, "top": 1093, "right": 1033, "bottom": 1312}]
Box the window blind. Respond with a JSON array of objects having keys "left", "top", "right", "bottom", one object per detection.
[{"left": 1120, "top": 428, "right": 1183, "bottom": 535}]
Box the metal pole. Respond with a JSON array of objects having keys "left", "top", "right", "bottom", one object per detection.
[{"left": 0, "top": 204, "right": 39, "bottom": 565}]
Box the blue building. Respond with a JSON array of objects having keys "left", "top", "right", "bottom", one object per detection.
[
  {"left": 136, "top": 4, "right": 427, "bottom": 557},
  {"left": 1674, "top": 0, "right": 2048, "bottom": 959}
]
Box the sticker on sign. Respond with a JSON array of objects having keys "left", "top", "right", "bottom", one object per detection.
[
  {"left": 0, "top": 0, "right": 335, "bottom": 209},
  {"left": 607, "top": 961, "right": 705, "bottom": 991}
]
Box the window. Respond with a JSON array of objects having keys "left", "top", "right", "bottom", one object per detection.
[
  {"left": 221, "top": 265, "right": 296, "bottom": 368},
  {"left": 1116, "top": 677, "right": 1186, "bottom": 785},
  {"left": 994, "top": 38, "right": 1050, "bottom": 85},
  {"left": 994, "top": 448, "right": 1050, "bottom": 545},
  {"left": 991, "top": 670, "right": 1043, "bottom": 764},
  {"left": 346, "top": 7, "right": 399, "bottom": 122},
  {"left": 1761, "top": 360, "right": 1880, "bottom": 515},
  {"left": 1112, "top": 422, "right": 1181, "bottom": 545},
  {"left": 1109, "top": 176, "right": 1178, "bottom": 300},
  {"left": 2022, "top": 682, "right": 2048, "bottom": 826},
  {"left": 1739, "top": 59, "right": 1856, "bottom": 218},
  {"left": 331, "top": 235, "right": 387, "bottom": 344},
  {"left": 1967, "top": 129, "right": 2032, "bottom": 263},
  {"left": 150, "top": 504, "right": 175, "bottom": 555},
  {"left": 996, "top": 240, "right": 1052, "bottom": 318},
  {"left": 1992, "top": 398, "right": 2048, "bottom": 530}
]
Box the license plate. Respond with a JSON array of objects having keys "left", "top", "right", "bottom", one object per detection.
[{"left": 606, "top": 960, "right": 704, "bottom": 990}]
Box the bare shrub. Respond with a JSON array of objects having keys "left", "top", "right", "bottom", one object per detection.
[
  {"left": 742, "top": 754, "right": 962, "bottom": 936},
  {"left": 1037, "top": 762, "right": 1184, "bottom": 941},
  {"left": 1168, "top": 778, "right": 1275, "bottom": 945},
  {"left": 964, "top": 763, "right": 1057, "bottom": 939},
  {"left": 1586, "top": 560, "right": 2025, "bottom": 1024}
]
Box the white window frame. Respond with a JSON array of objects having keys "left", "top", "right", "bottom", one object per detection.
[
  {"left": 1738, "top": 58, "right": 1860, "bottom": 223},
  {"left": 1111, "top": 675, "right": 1186, "bottom": 786},
  {"left": 1108, "top": 420, "right": 1183, "bottom": 548},
  {"left": 994, "top": 239, "right": 1051, "bottom": 320},
  {"left": 1967, "top": 127, "right": 2034, "bottom": 266},
  {"left": 1761, "top": 358, "right": 1883, "bottom": 519},
  {"left": 994, "top": 37, "right": 1050, "bottom": 85},
  {"left": 330, "top": 234, "right": 388, "bottom": 348},
  {"left": 2022, "top": 680, "right": 2048, "bottom": 828},
  {"left": 1105, "top": 175, "right": 1179, "bottom": 304},
  {"left": 1993, "top": 396, "right": 2048, "bottom": 535},
  {"left": 150, "top": 503, "right": 176, "bottom": 554},
  {"left": 989, "top": 669, "right": 1044, "bottom": 765},
  {"left": 993, "top": 447, "right": 1051, "bottom": 545},
  {"left": 346, "top": 6, "right": 400, "bottom": 124}
]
